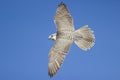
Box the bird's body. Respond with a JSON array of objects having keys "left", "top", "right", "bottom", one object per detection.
[{"left": 48, "top": 2, "right": 95, "bottom": 77}]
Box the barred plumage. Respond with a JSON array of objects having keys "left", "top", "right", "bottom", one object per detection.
[{"left": 48, "top": 2, "right": 95, "bottom": 77}]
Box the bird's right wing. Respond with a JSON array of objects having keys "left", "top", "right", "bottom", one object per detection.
[{"left": 48, "top": 38, "right": 72, "bottom": 77}]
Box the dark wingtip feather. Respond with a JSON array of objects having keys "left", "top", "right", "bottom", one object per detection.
[
  {"left": 58, "top": 2, "right": 66, "bottom": 7},
  {"left": 48, "top": 65, "right": 60, "bottom": 78},
  {"left": 48, "top": 72, "right": 53, "bottom": 78},
  {"left": 48, "top": 70, "right": 56, "bottom": 78}
]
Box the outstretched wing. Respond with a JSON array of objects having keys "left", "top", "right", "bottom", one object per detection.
[
  {"left": 48, "top": 38, "right": 72, "bottom": 77},
  {"left": 48, "top": 3, "right": 74, "bottom": 77},
  {"left": 54, "top": 2, "right": 74, "bottom": 32}
]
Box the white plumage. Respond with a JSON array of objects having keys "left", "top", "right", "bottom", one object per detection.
[{"left": 48, "top": 2, "right": 95, "bottom": 77}]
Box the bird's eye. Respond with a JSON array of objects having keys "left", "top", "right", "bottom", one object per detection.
[{"left": 51, "top": 35, "right": 53, "bottom": 37}]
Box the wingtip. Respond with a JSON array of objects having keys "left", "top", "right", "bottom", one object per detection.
[
  {"left": 58, "top": 2, "right": 66, "bottom": 7},
  {"left": 48, "top": 73, "right": 54, "bottom": 78},
  {"left": 48, "top": 69, "right": 54, "bottom": 78}
]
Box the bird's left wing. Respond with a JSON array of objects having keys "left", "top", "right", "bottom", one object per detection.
[
  {"left": 48, "top": 38, "right": 72, "bottom": 77},
  {"left": 54, "top": 2, "right": 74, "bottom": 32}
]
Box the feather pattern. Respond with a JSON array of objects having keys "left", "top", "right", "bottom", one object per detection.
[
  {"left": 48, "top": 2, "right": 95, "bottom": 77},
  {"left": 48, "top": 3, "right": 74, "bottom": 77}
]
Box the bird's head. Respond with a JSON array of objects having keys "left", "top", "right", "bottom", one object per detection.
[{"left": 48, "top": 33, "right": 57, "bottom": 41}]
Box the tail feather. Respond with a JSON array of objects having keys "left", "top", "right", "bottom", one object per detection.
[{"left": 73, "top": 25, "right": 95, "bottom": 50}]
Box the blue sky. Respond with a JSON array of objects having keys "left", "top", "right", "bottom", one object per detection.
[{"left": 0, "top": 0, "right": 120, "bottom": 80}]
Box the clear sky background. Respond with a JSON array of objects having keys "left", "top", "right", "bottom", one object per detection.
[{"left": 0, "top": 0, "right": 120, "bottom": 80}]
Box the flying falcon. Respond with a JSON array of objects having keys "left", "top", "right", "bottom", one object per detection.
[{"left": 48, "top": 2, "right": 95, "bottom": 77}]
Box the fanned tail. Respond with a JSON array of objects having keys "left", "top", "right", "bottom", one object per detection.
[{"left": 73, "top": 25, "right": 95, "bottom": 51}]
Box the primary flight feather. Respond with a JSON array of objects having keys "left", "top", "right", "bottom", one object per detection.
[{"left": 48, "top": 2, "right": 95, "bottom": 77}]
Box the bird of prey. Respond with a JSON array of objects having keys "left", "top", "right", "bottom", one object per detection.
[{"left": 48, "top": 2, "right": 95, "bottom": 77}]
